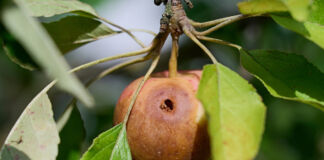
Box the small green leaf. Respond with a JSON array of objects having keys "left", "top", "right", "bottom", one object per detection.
[
  {"left": 25, "top": 0, "right": 97, "bottom": 18},
  {"left": 197, "top": 64, "right": 266, "bottom": 160},
  {"left": 57, "top": 104, "right": 86, "bottom": 160},
  {"left": 81, "top": 124, "right": 132, "bottom": 160},
  {"left": 238, "top": 0, "right": 311, "bottom": 21},
  {"left": 240, "top": 49, "right": 324, "bottom": 111},
  {"left": 1, "top": 0, "right": 93, "bottom": 106},
  {"left": 0, "top": 83, "right": 59, "bottom": 160},
  {"left": 43, "top": 15, "right": 116, "bottom": 53}
]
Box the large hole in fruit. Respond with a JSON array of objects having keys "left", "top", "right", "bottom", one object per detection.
[{"left": 160, "top": 99, "right": 174, "bottom": 112}]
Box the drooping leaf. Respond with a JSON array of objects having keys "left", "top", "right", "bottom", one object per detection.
[
  {"left": 43, "top": 15, "right": 116, "bottom": 53},
  {"left": 1, "top": 0, "right": 115, "bottom": 69},
  {"left": 240, "top": 49, "right": 324, "bottom": 111},
  {"left": 271, "top": 15, "right": 324, "bottom": 50},
  {"left": 0, "top": 83, "right": 59, "bottom": 160},
  {"left": 81, "top": 123, "right": 132, "bottom": 160},
  {"left": 1, "top": 0, "right": 93, "bottom": 106},
  {"left": 238, "top": 0, "right": 312, "bottom": 21},
  {"left": 24, "top": 0, "right": 117, "bottom": 54},
  {"left": 0, "top": 23, "right": 38, "bottom": 70},
  {"left": 241, "top": 0, "right": 324, "bottom": 50},
  {"left": 25, "top": 0, "right": 117, "bottom": 54},
  {"left": 197, "top": 64, "right": 266, "bottom": 160},
  {"left": 57, "top": 104, "right": 86, "bottom": 160},
  {"left": 25, "top": 0, "right": 98, "bottom": 18},
  {"left": 2, "top": 0, "right": 115, "bottom": 66}
]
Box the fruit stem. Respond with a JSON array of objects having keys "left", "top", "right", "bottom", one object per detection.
[{"left": 169, "top": 36, "right": 179, "bottom": 78}]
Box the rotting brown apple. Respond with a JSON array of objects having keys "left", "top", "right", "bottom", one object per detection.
[{"left": 113, "top": 70, "right": 210, "bottom": 160}]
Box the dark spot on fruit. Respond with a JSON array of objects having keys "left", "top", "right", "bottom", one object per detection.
[{"left": 160, "top": 99, "right": 174, "bottom": 112}]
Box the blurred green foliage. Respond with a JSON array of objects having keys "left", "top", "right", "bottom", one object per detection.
[
  {"left": 79, "top": 0, "right": 109, "bottom": 7},
  {"left": 1, "top": 0, "right": 324, "bottom": 159}
]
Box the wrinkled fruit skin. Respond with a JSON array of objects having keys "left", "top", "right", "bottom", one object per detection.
[{"left": 113, "top": 71, "right": 210, "bottom": 160}]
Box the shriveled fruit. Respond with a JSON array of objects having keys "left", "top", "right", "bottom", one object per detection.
[{"left": 113, "top": 70, "right": 210, "bottom": 160}]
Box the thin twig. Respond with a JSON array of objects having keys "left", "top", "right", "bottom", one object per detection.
[
  {"left": 194, "top": 14, "right": 263, "bottom": 36},
  {"left": 197, "top": 36, "right": 242, "bottom": 50},
  {"left": 190, "top": 14, "right": 244, "bottom": 28},
  {"left": 99, "top": 16, "right": 146, "bottom": 48},
  {"left": 195, "top": 20, "right": 233, "bottom": 36},
  {"left": 70, "top": 46, "right": 152, "bottom": 73},
  {"left": 89, "top": 56, "right": 151, "bottom": 85},
  {"left": 123, "top": 54, "right": 161, "bottom": 124},
  {"left": 184, "top": 28, "right": 217, "bottom": 64},
  {"left": 191, "top": 14, "right": 264, "bottom": 29},
  {"left": 127, "top": 29, "right": 157, "bottom": 36},
  {"left": 116, "top": 29, "right": 157, "bottom": 36},
  {"left": 169, "top": 37, "right": 179, "bottom": 78}
]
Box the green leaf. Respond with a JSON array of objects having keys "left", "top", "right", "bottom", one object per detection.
[
  {"left": 239, "top": 0, "right": 324, "bottom": 49},
  {"left": 197, "top": 64, "right": 266, "bottom": 160},
  {"left": 271, "top": 0, "right": 324, "bottom": 49},
  {"left": 1, "top": 0, "right": 93, "bottom": 106},
  {"left": 0, "top": 83, "right": 59, "bottom": 160},
  {"left": 240, "top": 49, "right": 324, "bottom": 111},
  {"left": 238, "top": 0, "right": 312, "bottom": 21},
  {"left": 25, "top": 0, "right": 117, "bottom": 54},
  {"left": 25, "top": 0, "right": 116, "bottom": 54},
  {"left": 283, "top": 0, "right": 312, "bottom": 21},
  {"left": 272, "top": 15, "right": 324, "bottom": 49},
  {"left": 1, "top": 1, "right": 115, "bottom": 69},
  {"left": 81, "top": 124, "right": 132, "bottom": 160},
  {"left": 238, "top": 0, "right": 288, "bottom": 15},
  {"left": 25, "top": 0, "right": 97, "bottom": 18},
  {"left": 0, "top": 24, "right": 38, "bottom": 70},
  {"left": 57, "top": 104, "right": 86, "bottom": 160},
  {"left": 307, "top": 0, "right": 324, "bottom": 25},
  {"left": 43, "top": 15, "right": 116, "bottom": 53}
]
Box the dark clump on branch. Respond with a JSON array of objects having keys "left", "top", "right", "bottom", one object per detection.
[
  {"left": 154, "top": 0, "right": 168, "bottom": 6},
  {"left": 154, "top": 0, "right": 193, "bottom": 8}
]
